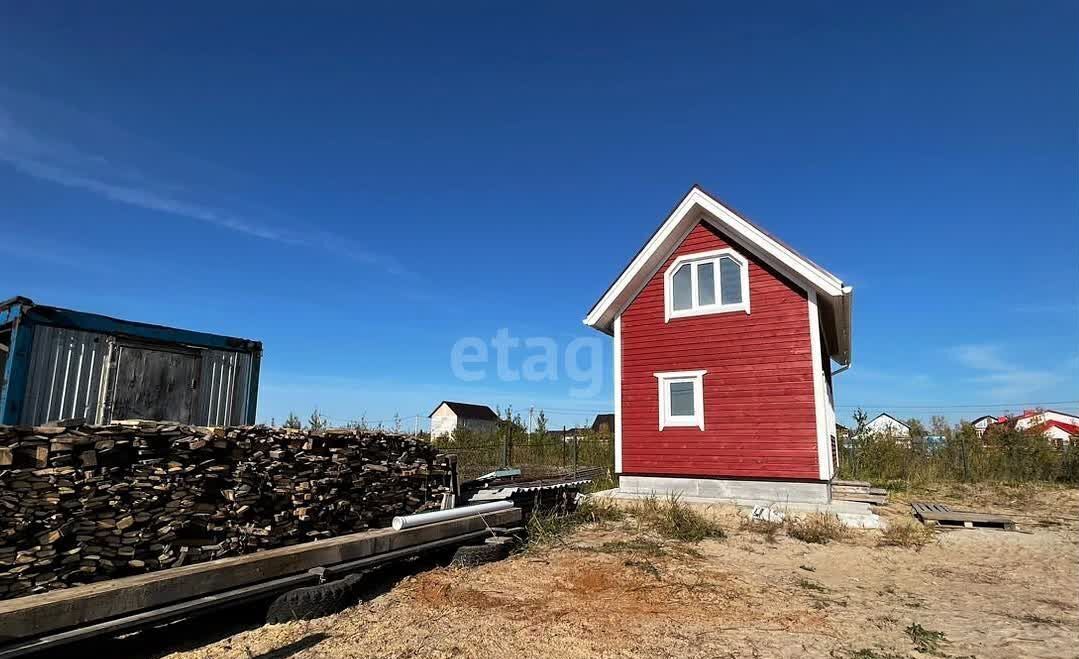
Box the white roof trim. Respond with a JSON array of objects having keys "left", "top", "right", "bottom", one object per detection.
[
  {"left": 583, "top": 185, "right": 853, "bottom": 364},
  {"left": 869, "top": 412, "right": 910, "bottom": 429}
]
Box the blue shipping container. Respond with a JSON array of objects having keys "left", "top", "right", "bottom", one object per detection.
[{"left": 0, "top": 297, "right": 261, "bottom": 426}]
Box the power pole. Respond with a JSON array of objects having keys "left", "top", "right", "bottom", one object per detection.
[{"left": 527, "top": 406, "right": 534, "bottom": 436}]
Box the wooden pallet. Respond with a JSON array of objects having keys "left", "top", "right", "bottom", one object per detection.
[{"left": 911, "top": 502, "right": 1016, "bottom": 530}]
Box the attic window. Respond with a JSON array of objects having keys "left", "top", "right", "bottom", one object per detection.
[{"left": 665, "top": 249, "right": 750, "bottom": 321}]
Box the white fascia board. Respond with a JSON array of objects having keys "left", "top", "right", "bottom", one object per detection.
[
  {"left": 693, "top": 191, "right": 845, "bottom": 295},
  {"left": 583, "top": 192, "right": 701, "bottom": 332},
  {"left": 584, "top": 188, "right": 848, "bottom": 335}
]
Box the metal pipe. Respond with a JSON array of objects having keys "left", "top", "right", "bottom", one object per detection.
[{"left": 392, "top": 501, "right": 513, "bottom": 531}]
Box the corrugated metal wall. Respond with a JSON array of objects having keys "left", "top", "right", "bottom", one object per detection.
[
  {"left": 197, "top": 349, "right": 253, "bottom": 426},
  {"left": 21, "top": 326, "right": 110, "bottom": 425},
  {"left": 20, "top": 326, "right": 254, "bottom": 427}
]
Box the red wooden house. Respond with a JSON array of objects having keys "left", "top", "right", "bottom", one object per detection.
[{"left": 585, "top": 185, "right": 853, "bottom": 504}]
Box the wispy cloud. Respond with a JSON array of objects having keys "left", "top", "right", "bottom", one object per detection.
[
  {"left": 0, "top": 239, "right": 111, "bottom": 271},
  {"left": 951, "top": 344, "right": 1012, "bottom": 372},
  {"left": 0, "top": 87, "right": 410, "bottom": 276},
  {"left": 948, "top": 343, "right": 1066, "bottom": 399},
  {"left": 1011, "top": 302, "right": 1079, "bottom": 315}
]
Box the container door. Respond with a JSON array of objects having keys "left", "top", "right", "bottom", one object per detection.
[{"left": 106, "top": 342, "right": 201, "bottom": 424}]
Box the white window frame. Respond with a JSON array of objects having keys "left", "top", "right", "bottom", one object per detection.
[
  {"left": 653, "top": 369, "right": 707, "bottom": 430},
  {"left": 664, "top": 248, "right": 750, "bottom": 322}
]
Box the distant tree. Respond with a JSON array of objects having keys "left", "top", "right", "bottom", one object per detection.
[
  {"left": 534, "top": 409, "right": 549, "bottom": 436},
  {"left": 392, "top": 413, "right": 402, "bottom": 433},
  {"left": 284, "top": 412, "right": 302, "bottom": 429},
  {"left": 852, "top": 408, "right": 869, "bottom": 437},
  {"left": 307, "top": 407, "right": 329, "bottom": 430},
  {"left": 930, "top": 415, "right": 950, "bottom": 438},
  {"left": 902, "top": 417, "right": 927, "bottom": 454},
  {"left": 345, "top": 415, "right": 368, "bottom": 431},
  {"left": 906, "top": 418, "right": 927, "bottom": 440}
]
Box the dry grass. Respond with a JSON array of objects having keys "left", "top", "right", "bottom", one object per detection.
[
  {"left": 878, "top": 520, "right": 936, "bottom": 549},
  {"left": 597, "top": 537, "right": 668, "bottom": 556},
  {"left": 628, "top": 494, "right": 726, "bottom": 542},
  {"left": 786, "top": 513, "right": 850, "bottom": 544},
  {"left": 740, "top": 517, "right": 784, "bottom": 543}
]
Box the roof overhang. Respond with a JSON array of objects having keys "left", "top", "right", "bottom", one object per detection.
[{"left": 583, "top": 185, "right": 853, "bottom": 366}]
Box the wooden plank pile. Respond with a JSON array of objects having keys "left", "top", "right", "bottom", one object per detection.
[
  {"left": 831, "top": 480, "right": 889, "bottom": 505},
  {"left": 0, "top": 421, "right": 452, "bottom": 600}
]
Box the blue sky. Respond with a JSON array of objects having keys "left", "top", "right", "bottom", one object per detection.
[{"left": 2, "top": 2, "right": 1076, "bottom": 429}]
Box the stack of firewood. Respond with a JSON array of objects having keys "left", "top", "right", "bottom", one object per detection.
[{"left": 0, "top": 421, "right": 452, "bottom": 600}]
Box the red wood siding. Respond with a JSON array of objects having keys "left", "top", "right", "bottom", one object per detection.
[{"left": 619, "top": 221, "right": 820, "bottom": 480}]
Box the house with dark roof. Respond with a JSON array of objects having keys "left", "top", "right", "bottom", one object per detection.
[
  {"left": 592, "top": 413, "right": 615, "bottom": 434},
  {"left": 428, "top": 401, "right": 500, "bottom": 438},
  {"left": 969, "top": 415, "right": 997, "bottom": 436},
  {"left": 866, "top": 413, "right": 910, "bottom": 438}
]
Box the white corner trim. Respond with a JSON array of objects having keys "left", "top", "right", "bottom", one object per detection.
[
  {"left": 663, "top": 248, "right": 750, "bottom": 323},
  {"left": 653, "top": 369, "right": 707, "bottom": 431},
  {"left": 808, "top": 291, "right": 832, "bottom": 481},
  {"left": 613, "top": 315, "right": 623, "bottom": 474}
]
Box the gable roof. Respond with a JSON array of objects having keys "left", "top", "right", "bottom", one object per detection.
[
  {"left": 869, "top": 413, "right": 909, "bottom": 429},
  {"left": 428, "top": 401, "right": 500, "bottom": 421},
  {"left": 1013, "top": 409, "right": 1079, "bottom": 421},
  {"left": 1040, "top": 420, "right": 1079, "bottom": 436},
  {"left": 970, "top": 415, "right": 997, "bottom": 423},
  {"left": 583, "top": 184, "right": 853, "bottom": 365}
]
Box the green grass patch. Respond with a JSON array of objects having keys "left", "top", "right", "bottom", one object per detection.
[
  {"left": 797, "top": 578, "right": 828, "bottom": 593},
  {"left": 905, "top": 622, "right": 947, "bottom": 655}
]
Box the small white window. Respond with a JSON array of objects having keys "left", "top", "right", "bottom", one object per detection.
[
  {"left": 663, "top": 249, "right": 750, "bottom": 321},
  {"left": 653, "top": 370, "right": 706, "bottom": 430}
]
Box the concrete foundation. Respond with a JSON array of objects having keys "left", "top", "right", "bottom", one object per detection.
[
  {"left": 618, "top": 475, "right": 831, "bottom": 505},
  {"left": 599, "top": 476, "right": 882, "bottom": 529}
]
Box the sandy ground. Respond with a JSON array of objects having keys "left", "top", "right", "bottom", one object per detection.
[{"left": 145, "top": 485, "right": 1079, "bottom": 659}]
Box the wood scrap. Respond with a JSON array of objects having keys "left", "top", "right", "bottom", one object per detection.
[{"left": 0, "top": 422, "right": 453, "bottom": 600}]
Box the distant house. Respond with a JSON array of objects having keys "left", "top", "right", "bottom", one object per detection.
[
  {"left": 1011, "top": 409, "right": 1079, "bottom": 433},
  {"left": 545, "top": 426, "right": 586, "bottom": 443},
  {"left": 969, "top": 415, "right": 997, "bottom": 437},
  {"left": 992, "top": 409, "right": 1079, "bottom": 448},
  {"left": 592, "top": 413, "right": 615, "bottom": 434},
  {"left": 428, "top": 401, "right": 499, "bottom": 439},
  {"left": 865, "top": 413, "right": 910, "bottom": 438},
  {"left": 1037, "top": 420, "right": 1079, "bottom": 448}
]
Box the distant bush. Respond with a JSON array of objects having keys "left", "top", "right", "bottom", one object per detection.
[{"left": 838, "top": 411, "right": 1079, "bottom": 486}]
